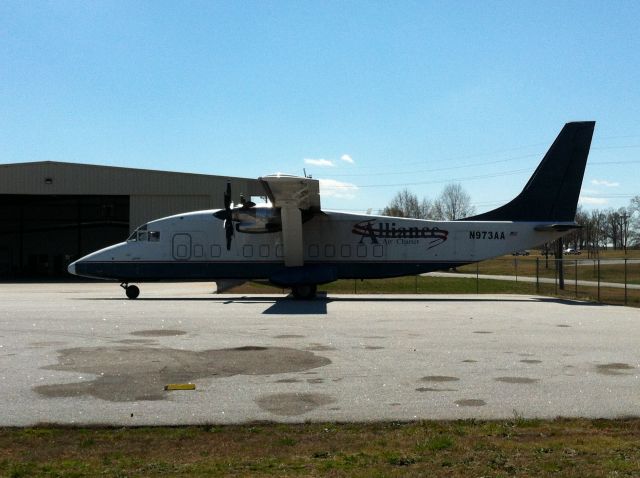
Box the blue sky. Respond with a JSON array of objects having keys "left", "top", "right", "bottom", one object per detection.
[{"left": 2, "top": 1, "right": 639, "bottom": 214}]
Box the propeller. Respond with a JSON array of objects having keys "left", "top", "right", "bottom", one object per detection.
[
  {"left": 213, "top": 182, "right": 259, "bottom": 250},
  {"left": 213, "top": 182, "right": 235, "bottom": 250}
]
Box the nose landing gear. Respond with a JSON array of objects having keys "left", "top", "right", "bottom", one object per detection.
[{"left": 120, "top": 282, "right": 140, "bottom": 299}]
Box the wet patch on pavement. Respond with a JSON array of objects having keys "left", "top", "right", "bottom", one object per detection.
[
  {"left": 273, "top": 334, "right": 305, "bottom": 339},
  {"left": 473, "top": 331, "right": 493, "bottom": 334},
  {"left": 130, "top": 330, "right": 187, "bottom": 337},
  {"left": 305, "top": 344, "right": 336, "bottom": 351},
  {"left": 455, "top": 399, "right": 486, "bottom": 407},
  {"left": 115, "top": 339, "right": 157, "bottom": 345},
  {"left": 520, "top": 359, "right": 542, "bottom": 364},
  {"left": 255, "top": 392, "right": 335, "bottom": 416},
  {"left": 307, "top": 378, "right": 324, "bottom": 384},
  {"left": 416, "top": 387, "right": 457, "bottom": 392},
  {"left": 34, "top": 346, "right": 331, "bottom": 402},
  {"left": 494, "top": 377, "right": 539, "bottom": 384},
  {"left": 596, "top": 363, "right": 635, "bottom": 376},
  {"left": 364, "top": 346, "right": 385, "bottom": 350},
  {"left": 461, "top": 359, "right": 478, "bottom": 363},
  {"left": 274, "top": 378, "right": 302, "bottom": 383},
  {"left": 557, "top": 324, "right": 571, "bottom": 328},
  {"left": 29, "top": 341, "right": 67, "bottom": 348},
  {"left": 421, "top": 376, "right": 460, "bottom": 382}
]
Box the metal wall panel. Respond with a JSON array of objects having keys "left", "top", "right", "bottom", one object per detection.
[
  {"left": 130, "top": 195, "right": 213, "bottom": 231},
  {"left": 0, "top": 161, "right": 266, "bottom": 232},
  {"left": 0, "top": 162, "right": 263, "bottom": 198}
]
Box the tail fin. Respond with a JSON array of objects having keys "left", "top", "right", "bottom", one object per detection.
[{"left": 464, "top": 121, "right": 595, "bottom": 222}]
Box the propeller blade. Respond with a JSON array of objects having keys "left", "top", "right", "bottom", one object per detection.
[
  {"left": 225, "top": 219, "right": 234, "bottom": 250},
  {"left": 224, "top": 181, "right": 232, "bottom": 212}
]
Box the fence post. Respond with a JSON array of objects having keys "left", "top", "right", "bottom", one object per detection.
[
  {"left": 354, "top": 279, "right": 357, "bottom": 294},
  {"left": 476, "top": 261, "right": 479, "bottom": 294},
  {"left": 597, "top": 259, "right": 600, "bottom": 302},
  {"left": 536, "top": 257, "right": 540, "bottom": 294},
  {"left": 554, "top": 259, "right": 558, "bottom": 295},
  {"left": 515, "top": 257, "right": 518, "bottom": 283},
  {"left": 624, "top": 258, "right": 628, "bottom": 306},
  {"left": 415, "top": 274, "right": 418, "bottom": 294},
  {"left": 575, "top": 259, "right": 578, "bottom": 299}
]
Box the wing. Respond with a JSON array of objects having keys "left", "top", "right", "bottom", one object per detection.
[{"left": 259, "top": 174, "right": 321, "bottom": 267}]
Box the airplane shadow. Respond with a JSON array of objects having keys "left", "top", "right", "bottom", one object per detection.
[{"left": 79, "top": 294, "right": 597, "bottom": 315}]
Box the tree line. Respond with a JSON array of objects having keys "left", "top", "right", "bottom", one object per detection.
[
  {"left": 564, "top": 196, "right": 640, "bottom": 253},
  {"left": 380, "top": 183, "right": 476, "bottom": 220},
  {"left": 381, "top": 187, "right": 640, "bottom": 251}
]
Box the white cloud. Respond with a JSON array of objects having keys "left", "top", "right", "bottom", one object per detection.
[
  {"left": 319, "top": 178, "right": 358, "bottom": 199},
  {"left": 579, "top": 196, "right": 608, "bottom": 206},
  {"left": 340, "top": 154, "right": 354, "bottom": 164},
  {"left": 304, "top": 158, "right": 334, "bottom": 167},
  {"left": 591, "top": 179, "right": 620, "bottom": 187}
]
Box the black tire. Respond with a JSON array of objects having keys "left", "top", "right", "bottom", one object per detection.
[
  {"left": 291, "top": 284, "right": 317, "bottom": 300},
  {"left": 125, "top": 285, "right": 140, "bottom": 299}
]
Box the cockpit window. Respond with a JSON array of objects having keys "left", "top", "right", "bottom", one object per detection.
[{"left": 127, "top": 224, "right": 159, "bottom": 242}]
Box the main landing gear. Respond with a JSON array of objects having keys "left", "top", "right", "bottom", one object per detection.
[
  {"left": 120, "top": 282, "right": 140, "bottom": 300},
  {"left": 291, "top": 284, "right": 317, "bottom": 300}
]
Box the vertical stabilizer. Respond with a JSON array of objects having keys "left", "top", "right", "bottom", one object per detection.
[{"left": 464, "top": 121, "right": 595, "bottom": 222}]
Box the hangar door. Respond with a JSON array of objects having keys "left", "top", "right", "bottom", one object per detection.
[{"left": 0, "top": 195, "right": 129, "bottom": 278}]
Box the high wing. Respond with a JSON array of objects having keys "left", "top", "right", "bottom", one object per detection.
[{"left": 259, "top": 174, "right": 321, "bottom": 268}]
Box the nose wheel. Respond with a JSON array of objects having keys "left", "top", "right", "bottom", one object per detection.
[{"left": 120, "top": 282, "right": 140, "bottom": 299}]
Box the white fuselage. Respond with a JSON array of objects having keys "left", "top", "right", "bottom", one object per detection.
[{"left": 69, "top": 208, "right": 566, "bottom": 282}]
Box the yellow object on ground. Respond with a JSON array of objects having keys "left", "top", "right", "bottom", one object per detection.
[{"left": 164, "top": 383, "right": 196, "bottom": 391}]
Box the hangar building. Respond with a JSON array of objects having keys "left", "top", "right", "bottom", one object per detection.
[{"left": 0, "top": 161, "right": 263, "bottom": 278}]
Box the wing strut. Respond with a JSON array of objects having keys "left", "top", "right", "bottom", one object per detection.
[
  {"left": 280, "top": 203, "right": 304, "bottom": 267},
  {"left": 259, "top": 174, "right": 321, "bottom": 268}
]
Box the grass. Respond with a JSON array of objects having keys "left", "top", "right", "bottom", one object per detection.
[
  {"left": 460, "top": 252, "right": 640, "bottom": 285},
  {"left": 227, "top": 271, "right": 640, "bottom": 308},
  {"left": 1, "top": 419, "right": 640, "bottom": 477}
]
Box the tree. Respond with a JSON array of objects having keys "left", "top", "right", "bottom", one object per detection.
[
  {"left": 381, "top": 189, "right": 432, "bottom": 219},
  {"left": 432, "top": 183, "right": 476, "bottom": 220},
  {"left": 628, "top": 196, "right": 640, "bottom": 247}
]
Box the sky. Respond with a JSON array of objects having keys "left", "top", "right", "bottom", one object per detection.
[{"left": 2, "top": 1, "right": 639, "bottom": 214}]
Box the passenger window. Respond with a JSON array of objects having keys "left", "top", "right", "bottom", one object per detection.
[
  {"left": 137, "top": 231, "right": 148, "bottom": 241},
  {"left": 211, "top": 245, "right": 221, "bottom": 257},
  {"left": 325, "top": 244, "right": 335, "bottom": 257},
  {"left": 148, "top": 231, "right": 160, "bottom": 242},
  {"left": 193, "top": 244, "right": 204, "bottom": 257},
  {"left": 275, "top": 244, "right": 284, "bottom": 257},
  {"left": 309, "top": 244, "right": 319, "bottom": 258},
  {"left": 341, "top": 244, "right": 351, "bottom": 257},
  {"left": 243, "top": 245, "right": 253, "bottom": 257},
  {"left": 259, "top": 244, "right": 269, "bottom": 257},
  {"left": 373, "top": 244, "right": 383, "bottom": 258},
  {"left": 357, "top": 244, "right": 367, "bottom": 258}
]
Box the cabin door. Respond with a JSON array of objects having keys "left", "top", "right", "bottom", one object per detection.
[{"left": 172, "top": 233, "right": 192, "bottom": 260}]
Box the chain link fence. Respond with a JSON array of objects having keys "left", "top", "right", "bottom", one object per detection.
[{"left": 331, "top": 256, "right": 639, "bottom": 307}]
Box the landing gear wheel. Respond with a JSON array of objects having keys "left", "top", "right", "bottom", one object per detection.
[
  {"left": 125, "top": 285, "right": 140, "bottom": 300},
  {"left": 291, "top": 284, "right": 317, "bottom": 300}
]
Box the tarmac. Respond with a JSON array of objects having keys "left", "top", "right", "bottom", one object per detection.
[{"left": 1, "top": 282, "right": 639, "bottom": 426}]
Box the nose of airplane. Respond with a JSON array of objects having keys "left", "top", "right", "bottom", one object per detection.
[{"left": 67, "top": 261, "right": 77, "bottom": 275}]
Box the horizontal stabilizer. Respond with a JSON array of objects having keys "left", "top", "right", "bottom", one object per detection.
[{"left": 534, "top": 223, "right": 582, "bottom": 232}]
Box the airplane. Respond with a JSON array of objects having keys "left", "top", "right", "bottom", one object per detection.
[{"left": 68, "top": 121, "right": 595, "bottom": 300}]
